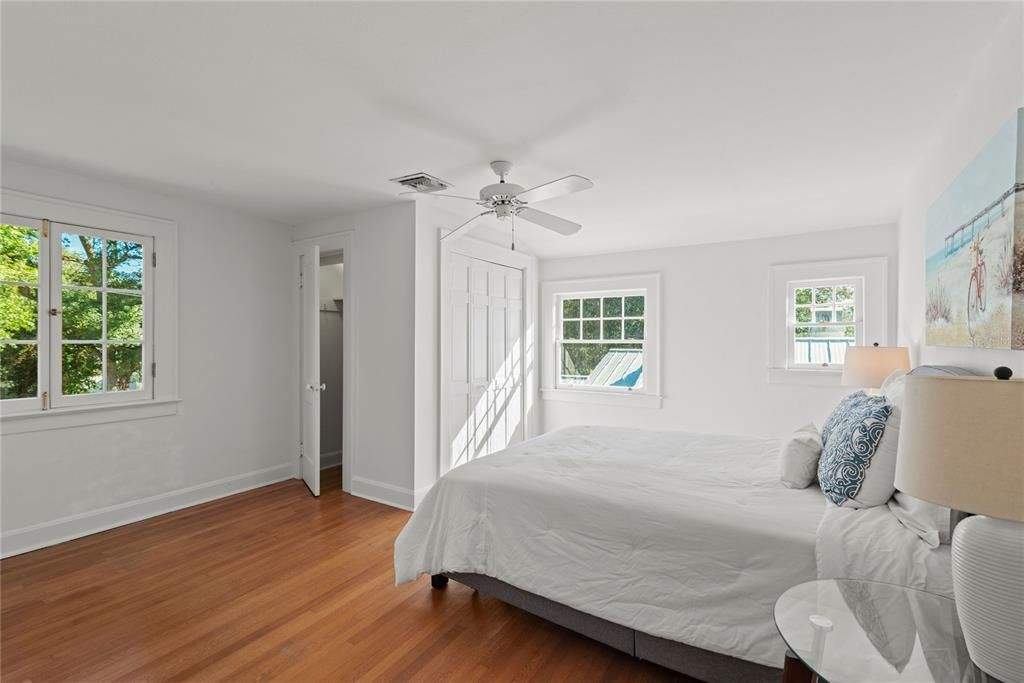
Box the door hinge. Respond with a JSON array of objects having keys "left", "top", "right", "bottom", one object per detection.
[
  {"left": 42, "top": 390, "right": 49, "bottom": 410},
  {"left": 152, "top": 252, "right": 157, "bottom": 267},
  {"left": 151, "top": 362, "right": 156, "bottom": 378},
  {"left": 42, "top": 219, "right": 50, "bottom": 238}
]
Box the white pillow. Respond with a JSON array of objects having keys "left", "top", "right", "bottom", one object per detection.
[{"left": 780, "top": 424, "right": 822, "bottom": 489}]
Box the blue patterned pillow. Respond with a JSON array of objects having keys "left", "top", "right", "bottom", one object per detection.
[{"left": 818, "top": 392, "right": 893, "bottom": 506}]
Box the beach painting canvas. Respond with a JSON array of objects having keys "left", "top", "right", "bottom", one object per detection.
[{"left": 925, "top": 108, "right": 1024, "bottom": 349}]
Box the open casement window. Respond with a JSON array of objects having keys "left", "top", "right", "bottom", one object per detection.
[
  {"left": 786, "top": 278, "right": 863, "bottom": 369},
  {"left": 1, "top": 215, "right": 154, "bottom": 412},
  {"left": 557, "top": 291, "right": 647, "bottom": 392}
]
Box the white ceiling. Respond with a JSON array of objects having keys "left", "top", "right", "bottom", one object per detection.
[{"left": 1, "top": 2, "right": 1013, "bottom": 257}]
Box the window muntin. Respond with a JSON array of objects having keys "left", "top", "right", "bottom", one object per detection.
[
  {"left": 787, "top": 279, "right": 861, "bottom": 368},
  {"left": 0, "top": 215, "right": 153, "bottom": 410},
  {"left": 557, "top": 292, "right": 646, "bottom": 390}
]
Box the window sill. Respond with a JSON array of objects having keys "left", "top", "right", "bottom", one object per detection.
[
  {"left": 766, "top": 368, "right": 843, "bottom": 386},
  {"left": 0, "top": 398, "right": 181, "bottom": 435},
  {"left": 541, "top": 388, "right": 662, "bottom": 409}
]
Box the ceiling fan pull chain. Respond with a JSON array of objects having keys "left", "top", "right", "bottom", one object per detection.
[{"left": 511, "top": 212, "right": 516, "bottom": 251}]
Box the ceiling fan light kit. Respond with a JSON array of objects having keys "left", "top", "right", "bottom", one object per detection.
[{"left": 397, "top": 160, "right": 594, "bottom": 249}]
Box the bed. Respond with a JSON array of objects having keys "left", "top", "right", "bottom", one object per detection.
[{"left": 394, "top": 368, "right": 965, "bottom": 681}]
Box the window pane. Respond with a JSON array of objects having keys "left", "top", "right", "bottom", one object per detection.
[
  {"left": 814, "top": 309, "right": 833, "bottom": 322},
  {"left": 107, "top": 344, "right": 142, "bottom": 392},
  {"left": 562, "top": 320, "right": 580, "bottom": 340},
  {"left": 106, "top": 239, "right": 143, "bottom": 290},
  {"left": 835, "top": 286, "right": 855, "bottom": 302},
  {"left": 794, "top": 288, "right": 812, "bottom": 305},
  {"left": 62, "top": 232, "right": 103, "bottom": 287},
  {"left": 624, "top": 296, "right": 644, "bottom": 316},
  {"left": 560, "top": 343, "right": 643, "bottom": 388},
  {"left": 1, "top": 224, "right": 39, "bottom": 282},
  {"left": 582, "top": 298, "right": 601, "bottom": 318},
  {"left": 602, "top": 297, "right": 622, "bottom": 317},
  {"left": 603, "top": 319, "right": 622, "bottom": 340},
  {"left": 0, "top": 343, "right": 37, "bottom": 399},
  {"left": 0, "top": 285, "right": 37, "bottom": 340},
  {"left": 582, "top": 320, "right": 600, "bottom": 339},
  {"left": 107, "top": 293, "right": 142, "bottom": 340},
  {"left": 814, "top": 287, "right": 833, "bottom": 304},
  {"left": 795, "top": 306, "right": 812, "bottom": 323},
  {"left": 836, "top": 305, "right": 855, "bottom": 322},
  {"left": 795, "top": 326, "right": 810, "bottom": 338},
  {"left": 62, "top": 289, "right": 102, "bottom": 340},
  {"left": 62, "top": 343, "right": 103, "bottom": 395},
  {"left": 562, "top": 298, "right": 580, "bottom": 320},
  {"left": 624, "top": 319, "right": 644, "bottom": 339}
]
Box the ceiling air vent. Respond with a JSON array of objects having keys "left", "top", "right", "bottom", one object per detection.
[{"left": 389, "top": 172, "right": 452, "bottom": 193}]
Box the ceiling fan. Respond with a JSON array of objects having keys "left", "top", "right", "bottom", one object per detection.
[{"left": 403, "top": 161, "right": 594, "bottom": 249}]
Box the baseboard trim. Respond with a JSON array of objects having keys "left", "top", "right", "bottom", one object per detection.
[
  {"left": 1, "top": 463, "right": 293, "bottom": 558},
  {"left": 320, "top": 450, "right": 343, "bottom": 470},
  {"left": 350, "top": 476, "right": 415, "bottom": 511}
]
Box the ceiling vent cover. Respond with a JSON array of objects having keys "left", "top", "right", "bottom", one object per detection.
[{"left": 389, "top": 172, "right": 452, "bottom": 193}]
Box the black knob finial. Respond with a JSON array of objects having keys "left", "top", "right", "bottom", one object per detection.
[{"left": 994, "top": 366, "right": 1013, "bottom": 380}]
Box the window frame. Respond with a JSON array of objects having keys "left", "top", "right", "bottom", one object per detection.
[
  {"left": 785, "top": 276, "right": 863, "bottom": 370},
  {"left": 768, "top": 257, "right": 889, "bottom": 385},
  {"left": 541, "top": 273, "right": 661, "bottom": 406},
  {"left": 0, "top": 190, "right": 179, "bottom": 433}
]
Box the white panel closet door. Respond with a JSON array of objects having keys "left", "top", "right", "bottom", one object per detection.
[{"left": 444, "top": 255, "right": 525, "bottom": 472}]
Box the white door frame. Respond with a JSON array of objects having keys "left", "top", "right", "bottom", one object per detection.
[
  {"left": 439, "top": 235, "right": 539, "bottom": 476},
  {"left": 292, "top": 231, "right": 355, "bottom": 493}
]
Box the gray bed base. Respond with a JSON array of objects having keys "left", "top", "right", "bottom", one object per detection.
[{"left": 437, "top": 572, "right": 782, "bottom": 683}]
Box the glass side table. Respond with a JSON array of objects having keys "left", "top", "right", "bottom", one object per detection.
[{"left": 774, "top": 579, "right": 991, "bottom": 683}]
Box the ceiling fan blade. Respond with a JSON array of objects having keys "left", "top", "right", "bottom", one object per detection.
[
  {"left": 516, "top": 207, "right": 581, "bottom": 236},
  {"left": 440, "top": 211, "right": 496, "bottom": 241},
  {"left": 400, "top": 191, "right": 480, "bottom": 202},
  {"left": 515, "top": 175, "right": 594, "bottom": 204}
]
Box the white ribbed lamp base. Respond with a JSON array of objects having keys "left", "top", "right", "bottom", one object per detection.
[{"left": 952, "top": 516, "right": 1024, "bottom": 683}]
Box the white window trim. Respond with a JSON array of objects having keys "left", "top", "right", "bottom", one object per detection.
[
  {"left": 1, "top": 189, "right": 179, "bottom": 433},
  {"left": 541, "top": 273, "right": 661, "bottom": 408},
  {"left": 767, "top": 257, "right": 888, "bottom": 386}
]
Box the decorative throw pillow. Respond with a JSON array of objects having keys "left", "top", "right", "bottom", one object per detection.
[
  {"left": 780, "top": 424, "right": 823, "bottom": 489},
  {"left": 818, "top": 391, "right": 893, "bottom": 507}
]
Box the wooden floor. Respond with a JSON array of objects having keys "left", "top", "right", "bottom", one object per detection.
[{"left": 1, "top": 467, "right": 692, "bottom": 682}]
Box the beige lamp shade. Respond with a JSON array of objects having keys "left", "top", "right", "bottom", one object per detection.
[
  {"left": 895, "top": 375, "right": 1024, "bottom": 521},
  {"left": 841, "top": 346, "right": 911, "bottom": 388}
]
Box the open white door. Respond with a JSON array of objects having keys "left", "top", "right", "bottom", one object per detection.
[{"left": 300, "top": 245, "right": 321, "bottom": 496}]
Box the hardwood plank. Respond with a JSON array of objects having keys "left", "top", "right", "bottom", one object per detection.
[{"left": 1, "top": 466, "right": 692, "bottom": 682}]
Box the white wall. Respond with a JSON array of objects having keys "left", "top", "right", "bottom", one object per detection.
[
  {"left": 319, "top": 265, "right": 343, "bottom": 463},
  {"left": 540, "top": 223, "right": 899, "bottom": 439},
  {"left": 319, "top": 262, "right": 344, "bottom": 307},
  {"left": 897, "top": 4, "right": 1024, "bottom": 373},
  {"left": 1, "top": 160, "right": 296, "bottom": 555}
]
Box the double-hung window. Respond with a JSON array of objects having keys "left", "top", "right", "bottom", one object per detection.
[
  {"left": 558, "top": 292, "right": 647, "bottom": 389},
  {"left": 2, "top": 214, "right": 154, "bottom": 413},
  {"left": 786, "top": 279, "right": 861, "bottom": 368},
  {"left": 768, "top": 257, "right": 888, "bottom": 383},
  {"left": 542, "top": 273, "right": 661, "bottom": 405}
]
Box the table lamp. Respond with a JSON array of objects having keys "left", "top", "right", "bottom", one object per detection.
[
  {"left": 895, "top": 370, "right": 1024, "bottom": 683},
  {"left": 841, "top": 344, "right": 911, "bottom": 390}
]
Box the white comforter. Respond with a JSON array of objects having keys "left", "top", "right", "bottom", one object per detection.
[
  {"left": 395, "top": 426, "right": 825, "bottom": 667},
  {"left": 394, "top": 426, "right": 952, "bottom": 668}
]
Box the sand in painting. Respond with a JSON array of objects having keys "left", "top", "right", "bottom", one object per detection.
[{"left": 925, "top": 195, "right": 1015, "bottom": 349}]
